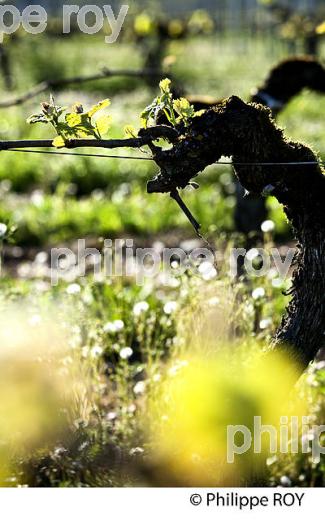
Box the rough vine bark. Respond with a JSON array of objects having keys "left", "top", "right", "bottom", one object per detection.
[
  {"left": 159, "top": 57, "right": 325, "bottom": 236},
  {"left": 146, "top": 96, "right": 325, "bottom": 371}
]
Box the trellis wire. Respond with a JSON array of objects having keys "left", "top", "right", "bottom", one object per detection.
[
  {"left": 3, "top": 145, "right": 324, "bottom": 260},
  {"left": 3, "top": 148, "right": 325, "bottom": 167},
  {"left": 7, "top": 149, "right": 153, "bottom": 161}
]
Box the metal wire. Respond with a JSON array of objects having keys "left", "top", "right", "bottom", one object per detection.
[
  {"left": 8, "top": 149, "right": 153, "bottom": 161},
  {"left": 3, "top": 148, "right": 325, "bottom": 167},
  {"left": 217, "top": 161, "right": 324, "bottom": 166}
]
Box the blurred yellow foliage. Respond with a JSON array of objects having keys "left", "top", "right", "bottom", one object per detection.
[
  {"left": 0, "top": 308, "right": 89, "bottom": 484},
  {"left": 147, "top": 347, "right": 306, "bottom": 486},
  {"left": 134, "top": 13, "right": 155, "bottom": 37},
  {"left": 316, "top": 21, "right": 325, "bottom": 35}
]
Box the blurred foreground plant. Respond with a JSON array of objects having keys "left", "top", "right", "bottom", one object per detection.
[
  {"left": 0, "top": 307, "right": 90, "bottom": 485},
  {"left": 146, "top": 345, "right": 307, "bottom": 486}
]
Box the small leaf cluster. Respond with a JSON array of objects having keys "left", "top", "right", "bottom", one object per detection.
[
  {"left": 27, "top": 95, "right": 112, "bottom": 148},
  {"left": 141, "top": 78, "right": 197, "bottom": 128}
]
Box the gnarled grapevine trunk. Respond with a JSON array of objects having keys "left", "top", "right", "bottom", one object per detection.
[
  {"left": 238, "top": 57, "right": 325, "bottom": 236},
  {"left": 159, "top": 57, "right": 325, "bottom": 237},
  {"left": 147, "top": 96, "right": 325, "bottom": 371}
]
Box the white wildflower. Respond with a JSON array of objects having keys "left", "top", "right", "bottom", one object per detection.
[
  {"left": 252, "top": 287, "right": 265, "bottom": 300},
  {"left": 91, "top": 345, "right": 103, "bottom": 358},
  {"left": 272, "top": 278, "right": 283, "bottom": 288},
  {"left": 0, "top": 223, "right": 8, "bottom": 238},
  {"left": 120, "top": 347, "right": 133, "bottom": 360},
  {"left": 198, "top": 261, "right": 217, "bottom": 281},
  {"left": 31, "top": 189, "right": 44, "bottom": 207},
  {"left": 129, "top": 447, "right": 144, "bottom": 456},
  {"left": 133, "top": 301, "right": 149, "bottom": 316},
  {"left": 246, "top": 248, "right": 260, "bottom": 261},
  {"left": 261, "top": 220, "right": 275, "bottom": 233},
  {"left": 114, "top": 320, "right": 124, "bottom": 331},
  {"left": 259, "top": 318, "right": 272, "bottom": 330},
  {"left": 280, "top": 476, "right": 292, "bottom": 487},
  {"left": 133, "top": 381, "right": 146, "bottom": 395},
  {"left": 35, "top": 251, "right": 48, "bottom": 264},
  {"left": 104, "top": 320, "right": 124, "bottom": 333},
  {"left": 164, "top": 301, "right": 178, "bottom": 315},
  {"left": 66, "top": 283, "right": 81, "bottom": 295}
]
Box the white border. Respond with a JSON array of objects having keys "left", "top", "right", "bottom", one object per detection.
[{"left": 0, "top": 488, "right": 323, "bottom": 519}]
